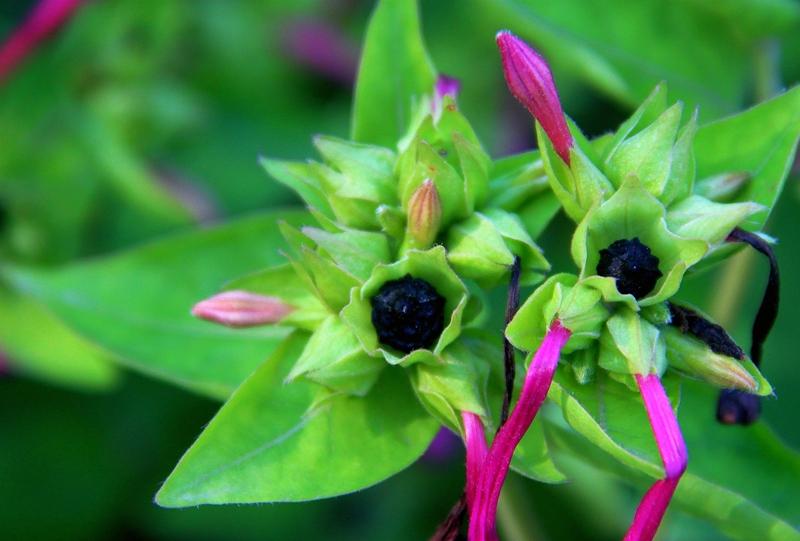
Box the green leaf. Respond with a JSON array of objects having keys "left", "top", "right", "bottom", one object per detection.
[
  {"left": 666, "top": 195, "right": 763, "bottom": 245},
  {"left": 2, "top": 211, "right": 310, "bottom": 399},
  {"left": 694, "top": 87, "right": 800, "bottom": 230},
  {"left": 156, "top": 333, "right": 439, "bottom": 506},
  {"left": 351, "top": 0, "right": 436, "bottom": 148},
  {"left": 0, "top": 286, "right": 118, "bottom": 391},
  {"left": 548, "top": 368, "right": 679, "bottom": 479},
  {"left": 548, "top": 379, "right": 800, "bottom": 541}
]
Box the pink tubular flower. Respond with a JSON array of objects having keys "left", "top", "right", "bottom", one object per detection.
[
  {"left": 0, "top": 0, "right": 85, "bottom": 82},
  {"left": 468, "top": 320, "right": 571, "bottom": 541},
  {"left": 624, "top": 374, "right": 688, "bottom": 541},
  {"left": 495, "top": 31, "right": 573, "bottom": 164},
  {"left": 192, "top": 291, "right": 294, "bottom": 328},
  {"left": 461, "top": 411, "right": 488, "bottom": 510}
]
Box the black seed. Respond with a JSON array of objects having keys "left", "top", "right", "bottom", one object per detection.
[
  {"left": 371, "top": 274, "right": 445, "bottom": 353},
  {"left": 596, "top": 237, "right": 662, "bottom": 299},
  {"left": 716, "top": 389, "right": 761, "bottom": 425},
  {"left": 668, "top": 303, "right": 745, "bottom": 360}
]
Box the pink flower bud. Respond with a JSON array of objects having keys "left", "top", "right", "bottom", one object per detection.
[
  {"left": 433, "top": 74, "right": 460, "bottom": 119},
  {"left": 0, "top": 0, "right": 85, "bottom": 82},
  {"left": 191, "top": 291, "right": 293, "bottom": 328},
  {"left": 496, "top": 31, "right": 573, "bottom": 164},
  {"left": 407, "top": 179, "right": 442, "bottom": 248}
]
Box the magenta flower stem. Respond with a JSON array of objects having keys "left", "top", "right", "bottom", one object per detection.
[
  {"left": 496, "top": 31, "right": 573, "bottom": 164},
  {"left": 624, "top": 374, "right": 688, "bottom": 541},
  {"left": 468, "top": 320, "right": 571, "bottom": 541},
  {"left": 462, "top": 411, "right": 488, "bottom": 510},
  {"left": 0, "top": 0, "right": 84, "bottom": 82}
]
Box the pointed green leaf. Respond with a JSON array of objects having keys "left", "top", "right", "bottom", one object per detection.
[
  {"left": 694, "top": 87, "right": 800, "bottom": 229},
  {"left": 351, "top": 0, "right": 436, "bottom": 148},
  {"left": 157, "top": 333, "right": 438, "bottom": 506},
  {"left": 0, "top": 287, "right": 118, "bottom": 391},
  {"left": 2, "top": 211, "right": 310, "bottom": 399}
]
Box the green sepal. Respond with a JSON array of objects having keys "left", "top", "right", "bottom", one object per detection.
[
  {"left": 279, "top": 222, "right": 360, "bottom": 312},
  {"left": 400, "top": 134, "right": 469, "bottom": 226},
  {"left": 663, "top": 327, "right": 772, "bottom": 395},
  {"left": 660, "top": 109, "right": 698, "bottom": 205},
  {"left": 666, "top": 195, "right": 763, "bottom": 245},
  {"left": 260, "top": 158, "right": 335, "bottom": 219},
  {"left": 341, "top": 246, "right": 470, "bottom": 365},
  {"left": 446, "top": 213, "right": 515, "bottom": 286},
  {"left": 600, "top": 307, "right": 666, "bottom": 376},
  {"left": 486, "top": 151, "right": 548, "bottom": 210},
  {"left": 300, "top": 226, "right": 391, "bottom": 282},
  {"left": 506, "top": 274, "right": 609, "bottom": 356},
  {"left": 483, "top": 208, "right": 549, "bottom": 285},
  {"left": 453, "top": 132, "right": 491, "bottom": 212},
  {"left": 434, "top": 95, "right": 482, "bottom": 148},
  {"left": 376, "top": 204, "right": 406, "bottom": 239},
  {"left": 287, "top": 316, "right": 383, "bottom": 396},
  {"left": 312, "top": 135, "right": 396, "bottom": 203},
  {"left": 571, "top": 177, "right": 708, "bottom": 306},
  {"left": 224, "top": 264, "right": 327, "bottom": 331},
  {"left": 568, "top": 345, "right": 598, "bottom": 385},
  {"left": 602, "top": 83, "right": 669, "bottom": 163},
  {"left": 605, "top": 102, "right": 683, "bottom": 197},
  {"left": 538, "top": 122, "right": 613, "bottom": 222},
  {"left": 411, "top": 339, "right": 491, "bottom": 429}
]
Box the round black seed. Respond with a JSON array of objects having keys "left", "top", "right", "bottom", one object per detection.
[
  {"left": 596, "top": 237, "right": 663, "bottom": 299},
  {"left": 370, "top": 274, "right": 446, "bottom": 353}
]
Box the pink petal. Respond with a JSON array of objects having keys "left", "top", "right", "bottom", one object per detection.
[
  {"left": 192, "top": 290, "right": 294, "bottom": 328},
  {"left": 468, "top": 320, "right": 571, "bottom": 541},
  {"left": 0, "top": 0, "right": 85, "bottom": 82},
  {"left": 624, "top": 374, "right": 688, "bottom": 541},
  {"left": 462, "top": 411, "right": 488, "bottom": 509},
  {"left": 496, "top": 31, "right": 573, "bottom": 164}
]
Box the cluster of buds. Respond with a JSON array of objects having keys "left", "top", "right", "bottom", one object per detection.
[
  {"left": 461, "top": 32, "right": 778, "bottom": 541},
  {"left": 191, "top": 29, "right": 783, "bottom": 541},
  {"left": 194, "top": 72, "right": 558, "bottom": 509}
]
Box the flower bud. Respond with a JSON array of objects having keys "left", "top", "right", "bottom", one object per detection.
[
  {"left": 496, "top": 31, "right": 573, "bottom": 164},
  {"left": 192, "top": 290, "right": 293, "bottom": 328},
  {"left": 407, "top": 179, "right": 442, "bottom": 248},
  {"left": 433, "top": 74, "right": 460, "bottom": 120},
  {"left": 663, "top": 327, "right": 765, "bottom": 393}
]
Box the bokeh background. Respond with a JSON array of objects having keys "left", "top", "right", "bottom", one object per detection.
[{"left": 1, "top": 1, "right": 798, "bottom": 540}]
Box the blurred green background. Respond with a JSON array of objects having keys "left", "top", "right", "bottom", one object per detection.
[{"left": 0, "top": 1, "right": 798, "bottom": 540}]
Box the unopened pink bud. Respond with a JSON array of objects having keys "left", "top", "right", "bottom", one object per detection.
[
  {"left": 496, "top": 31, "right": 573, "bottom": 164},
  {"left": 432, "top": 74, "right": 460, "bottom": 120},
  {"left": 0, "top": 0, "right": 85, "bottom": 82},
  {"left": 191, "top": 291, "right": 293, "bottom": 328}
]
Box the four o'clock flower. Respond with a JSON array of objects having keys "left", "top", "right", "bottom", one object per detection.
[
  {"left": 0, "top": 0, "right": 85, "bottom": 82},
  {"left": 178, "top": 25, "right": 788, "bottom": 540},
  {"left": 486, "top": 31, "right": 775, "bottom": 541}
]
